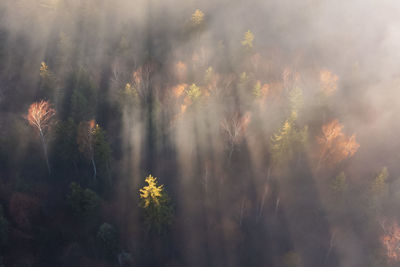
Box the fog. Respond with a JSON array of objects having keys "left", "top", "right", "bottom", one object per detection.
[{"left": 0, "top": 0, "right": 400, "bottom": 266}]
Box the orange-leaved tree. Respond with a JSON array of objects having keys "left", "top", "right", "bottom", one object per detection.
[
  {"left": 25, "top": 100, "right": 56, "bottom": 175},
  {"left": 381, "top": 220, "right": 400, "bottom": 262},
  {"left": 317, "top": 119, "right": 359, "bottom": 169}
]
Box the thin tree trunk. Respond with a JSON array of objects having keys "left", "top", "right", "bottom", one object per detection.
[
  {"left": 91, "top": 156, "right": 97, "bottom": 180},
  {"left": 239, "top": 198, "right": 245, "bottom": 226},
  {"left": 39, "top": 131, "right": 51, "bottom": 175},
  {"left": 275, "top": 197, "right": 280, "bottom": 216},
  {"left": 228, "top": 144, "right": 234, "bottom": 163},
  {"left": 323, "top": 231, "right": 336, "bottom": 267}
]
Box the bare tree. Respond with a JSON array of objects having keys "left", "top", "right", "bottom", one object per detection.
[
  {"left": 221, "top": 112, "right": 251, "bottom": 162},
  {"left": 131, "top": 63, "right": 155, "bottom": 102},
  {"left": 25, "top": 100, "right": 56, "bottom": 175}
]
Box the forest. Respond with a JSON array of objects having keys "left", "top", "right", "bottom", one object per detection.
[{"left": 0, "top": 0, "right": 400, "bottom": 266}]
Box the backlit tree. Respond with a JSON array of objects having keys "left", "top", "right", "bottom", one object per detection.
[
  {"left": 242, "top": 30, "right": 254, "bottom": 50},
  {"left": 139, "top": 175, "right": 173, "bottom": 234},
  {"left": 191, "top": 9, "right": 204, "bottom": 26},
  {"left": 381, "top": 220, "right": 400, "bottom": 262},
  {"left": 221, "top": 112, "right": 251, "bottom": 161},
  {"left": 317, "top": 119, "right": 359, "bottom": 168},
  {"left": 25, "top": 100, "right": 56, "bottom": 175}
]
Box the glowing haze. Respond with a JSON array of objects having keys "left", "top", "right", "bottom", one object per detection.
[{"left": 0, "top": 0, "right": 400, "bottom": 266}]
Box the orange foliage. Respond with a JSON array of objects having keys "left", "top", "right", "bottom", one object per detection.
[
  {"left": 173, "top": 83, "right": 187, "bottom": 98},
  {"left": 261, "top": 83, "right": 270, "bottom": 100},
  {"left": 180, "top": 104, "right": 187, "bottom": 114},
  {"left": 317, "top": 119, "right": 359, "bottom": 166},
  {"left": 318, "top": 119, "right": 343, "bottom": 150},
  {"left": 320, "top": 70, "right": 338, "bottom": 96},
  {"left": 26, "top": 100, "right": 55, "bottom": 133},
  {"left": 267, "top": 82, "right": 283, "bottom": 102},
  {"left": 381, "top": 220, "right": 400, "bottom": 261}
]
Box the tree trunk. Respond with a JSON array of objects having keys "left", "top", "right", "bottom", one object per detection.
[
  {"left": 39, "top": 131, "right": 51, "bottom": 175},
  {"left": 91, "top": 157, "right": 97, "bottom": 181}
]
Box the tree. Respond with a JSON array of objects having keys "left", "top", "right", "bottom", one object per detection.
[
  {"left": 67, "top": 182, "right": 100, "bottom": 217},
  {"left": 69, "top": 69, "right": 97, "bottom": 122},
  {"left": 77, "top": 120, "right": 97, "bottom": 179},
  {"left": 139, "top": 175, "right": 173, "bottom": 234},
  {"left": 191, "top": 9, "right": 204, "bottom": 26},
  {"left": 39, "top": 62, "right": 50, "bottom": 80},
  {"left": 242, "top": 30, "right": 254, "bottom": 50},
  {"left": 0, "top": 205, "right": 8, "bottom": 247},
  {"left": 120, "top": 83, "right": 139, "bottom": 109},
  {"left": 289, "top": 86, "right": 304, "bottom": 113},
  {"left": 330, "top": 172, "right": 347, "bottom": 198},
  {"left": 370, "top": 167, "right": 389, "bottom": 212},
  {"left": 320, "top": 70, "right": 338, "bottom": 97},
  {"left": 270, "top": 113, "right": 308, "bottom": 166},
  {"left": 97, "top": 223, "right": 118, "bottom": 258},
  {"left": 221, "top": 112, "right": 251, "bottom": 161},
  {"left": 186, "top": 83, "right": 201, "bottom": 103},
  {"left": 53, "top": 118, "right": 79, "bottom": 167},
  {"left": 131, "top": 63, "right": 155, "bottom": 102},
  {"left": 316, "top": 119, "right": 359, "bottom": 168},
  {"left": 253, "top": 80, "right": 262, "bottom": 98},
  {"left": 25, "top": 100, "right": 56, "bottom": 175},
  {"left": 380, "top": 220, "right": 400, "bottom": 262},
  {"left": 77, "top": 120, "right": 110, "bottom": 183}
]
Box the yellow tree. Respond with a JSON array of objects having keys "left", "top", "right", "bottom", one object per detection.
[
  {"left": 270, "top": 113, "right": 308, "bottom": 166},
  {"left": 139, "top": 175, "right": 173, "bottom": 234},
  {"left": 191, "top": 9, "right": 204, "bottom": 26},
  {"left": 25, "top": 100, "right": 56, "bottom": 175},
  {"left": 242, "top": 30, "right": 255, "bottom": 50}
]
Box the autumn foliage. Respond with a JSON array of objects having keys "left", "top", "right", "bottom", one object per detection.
[
  {"left": 26, "top": 100, "right": 55, "bottom": 134},
  {"left": 320, "top": 70, "right": 339, "bottom": 96},
  {"left": 381, "top": 220, "right": 400, "bottom": 262},
  {"left": 25, "top": 100, "right": 56, "bottom": 174},
  {"left": 317, "top": 119, "right": 359, "bottom": 167}
]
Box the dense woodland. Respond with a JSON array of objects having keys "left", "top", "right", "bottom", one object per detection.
[{"left": 1, "top": 0, "right": 400, "bottom": 266}]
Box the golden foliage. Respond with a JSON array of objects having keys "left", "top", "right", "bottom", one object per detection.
[
  {"left": 40, "top": 62, "right": 49, "bottom": 79},
  {"left": 139, "top": 175, "right": 163, "bottom": 208},
  {"left": 186, "top": 83, "right": 201, "bottom": 102},
  {"left": 253, "top": 81, "right": 262, "bottom": 98},
  {"left": 191, "top": 9, "right": 205, "bottom": 26},
  {"left": 26, "top": 100, "right": 55, "bottom": 133},
  {"left": 242, "top": 30, "right": 254, "bottom": 49},
  {"left": 271, "top": 114, "right": 308, "bottom": 164},
  {"left": 320, "top": 70, "right": 338, "bottom": 96}
]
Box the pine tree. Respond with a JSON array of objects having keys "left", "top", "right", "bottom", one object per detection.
[{"left": 139, "top": 175, "right": 173, "bottom": 234}]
